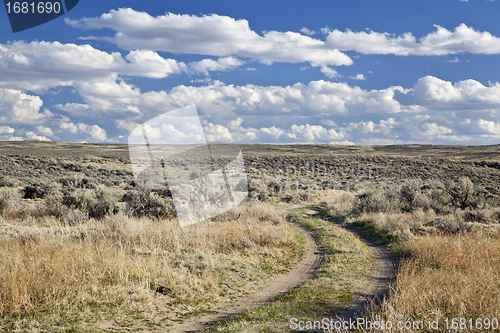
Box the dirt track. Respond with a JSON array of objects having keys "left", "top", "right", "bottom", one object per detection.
[
  {"left": 168, "top": 222, "right": 322, "bottom": 332},
  {"left": 337, "top": 231, "right": 397, "bottom": 321},
  {"left": 169, "top": 201, "right": 397, "bottom": 332},
  {"left": 305, "top": 208, "right": 398, "bottom": 330}
]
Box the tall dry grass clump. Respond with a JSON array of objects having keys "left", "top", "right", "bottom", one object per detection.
[
  {"left": 367, "top": 230, "right": 500, "bottom": 331},
  {"left": 0, "top": 188, "right": 12, "bottom": 214},
  {"left": 0, "top": 234, "right": 157, "bottom": 316}
]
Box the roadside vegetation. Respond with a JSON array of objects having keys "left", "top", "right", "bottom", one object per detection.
[
  {"left": 368, "top": 230, "right": 500, "bottom": 333},
  {"left": 325, "top": 178, "right": 500, "bottom": 333},
  {"left": 0, "top": 156, "right": 303, "bottom": 332}
]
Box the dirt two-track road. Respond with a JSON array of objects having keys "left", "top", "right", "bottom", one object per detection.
[{"left": 169, "top": 200, "right": 397, "bottom": 332}]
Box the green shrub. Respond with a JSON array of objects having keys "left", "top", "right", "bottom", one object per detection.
[
  {"left": 281, "top": 194, "right": 300, "bottom": 204},
  {"left": 413, "top": 192, "right": 431, "bottom": 211},
  {"left": 62, "top": 189, "right": 118, "bottom": 220},
  {"left": 62, "top": 190, "right": 92, "bottom": 211},
  {"left": 430, "top": 215, "right": 471, "bottom": 234},
  {"left": 248, "top": 179, "right": 268, "bottom": 200},
  {"left": 87, "top": 201, "right": 112, "bottom": 219},
  {"left": 89, "top": 189, "right": 119, "bottom": 219},
  {"left": 59, "top": 175, "right": 96, "bottom": 189},
  {"left": 429, "top": 187, "right": 452, "bottom": 214},
  {"left": 463, "top": 209, "right": 495, "bottom": 223}
]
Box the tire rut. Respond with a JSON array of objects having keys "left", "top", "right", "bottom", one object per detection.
[
  {"left": 334, "top": 222, "right": 399, "bottom": 323},
  {"left": 168, "top": 214, "right": 321, "bottom": 333}
]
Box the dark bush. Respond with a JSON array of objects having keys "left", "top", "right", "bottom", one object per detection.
[
  {"left": 429, "top": 216, "right": 471, "bottom": 234},
  {"left": 152, "top": 189, "right": 172, "bottom": 198},
  {"left": 300, "top": 190, "right": 312, "bottom": 201},
  {"left": 59, "top": 175, "right": 96, "bottom": 189},
  {"left": 400, "top": 179, "right": 421, "bottom": 211},
  {"left": 89, "top": 189, "right": 119, "bottom": 219},
  {"left": 122, "top": 189, "right": 176, "bottom": 219},
  {"left": 87, "top": 201, "right": 112, "bottom": 219},
  {"left": 463, "top": 209, "right": 492, "bottom": 223},
  {"left": 281, "top": 194, "right": 299, "bottom": 204},
  {"left": 62, "top": 191, "right": 91, "bottom": 210},
  {"left": 445, "top": 177, "right": 480, "bottom": 210},
  {"left": 22, "top": 183, "right": 55, "bottom": 199},
  {"left": 485, "top": 186, "right": 500, "bottom": 196},
  {"left": 267, "top": 181, "right": 282, "bottom": 196}
]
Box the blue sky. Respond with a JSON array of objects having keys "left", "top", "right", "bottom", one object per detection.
[{"left": 0, "top": 0, "right": 499, "bottom": 144}]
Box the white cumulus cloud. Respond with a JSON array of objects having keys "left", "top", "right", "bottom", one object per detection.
[
  {"left": 396, "top": 76, "right": 500, "bottom": 111},
  {"left": 300, "top": 27, "right": 316, "bottom": 35},
  {"left": 349, "top": 74, "right": 366, "bottom": 80},
  {"left": 0, "top": 41, "right": 187, "bottom": 93},
  {"left": 189, "top": 57, "right": 245, "bottom": 75},
  {"left": 66, "top": 8, "right": 353, "bottom": 70},
  {"left": 0, "top": 126, "right": 14, "bottom": 135},
  {"left": 0, "top": 88, "right": 46, "bottom": 125},
  {"left": 478, "top": 119, "right": 500, "bottom": 136},
  {"left": 26, "top": 131, "right": 51, "bottom": 141},
  {"left": 36, "top": 125, "right": 54, "bottom": 137},
  {"left": 326, "top": 23, "right": 500, "bottom": 56},
  {"left": 59, "top": 121, "right": 108, "bottom": 142}
]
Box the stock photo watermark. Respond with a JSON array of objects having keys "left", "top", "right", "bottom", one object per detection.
[
  {"left": 3, "top": 0, "right": 79, "bottom": 32},
  {"left": 128, "top": 104, "right": 248, "bottom": 227},
  {"left": 290, "top": 316, "right": 500, "bottom": 331},
  {"left": 251, "top": 162, "right": 380, "bottom": 181},
  {"left": 249, "top": 162, "right": 381, "bottom": 196}
]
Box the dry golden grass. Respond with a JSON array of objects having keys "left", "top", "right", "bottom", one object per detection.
[
  {"left": 366, "top": 230, "right": 500, "bottom": 332},
  {"left": 0, "top": 202, "right": 302, "bottom": 331},
  {"left": 324, "top": 189, "right": 500, "bottom": 332}
]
